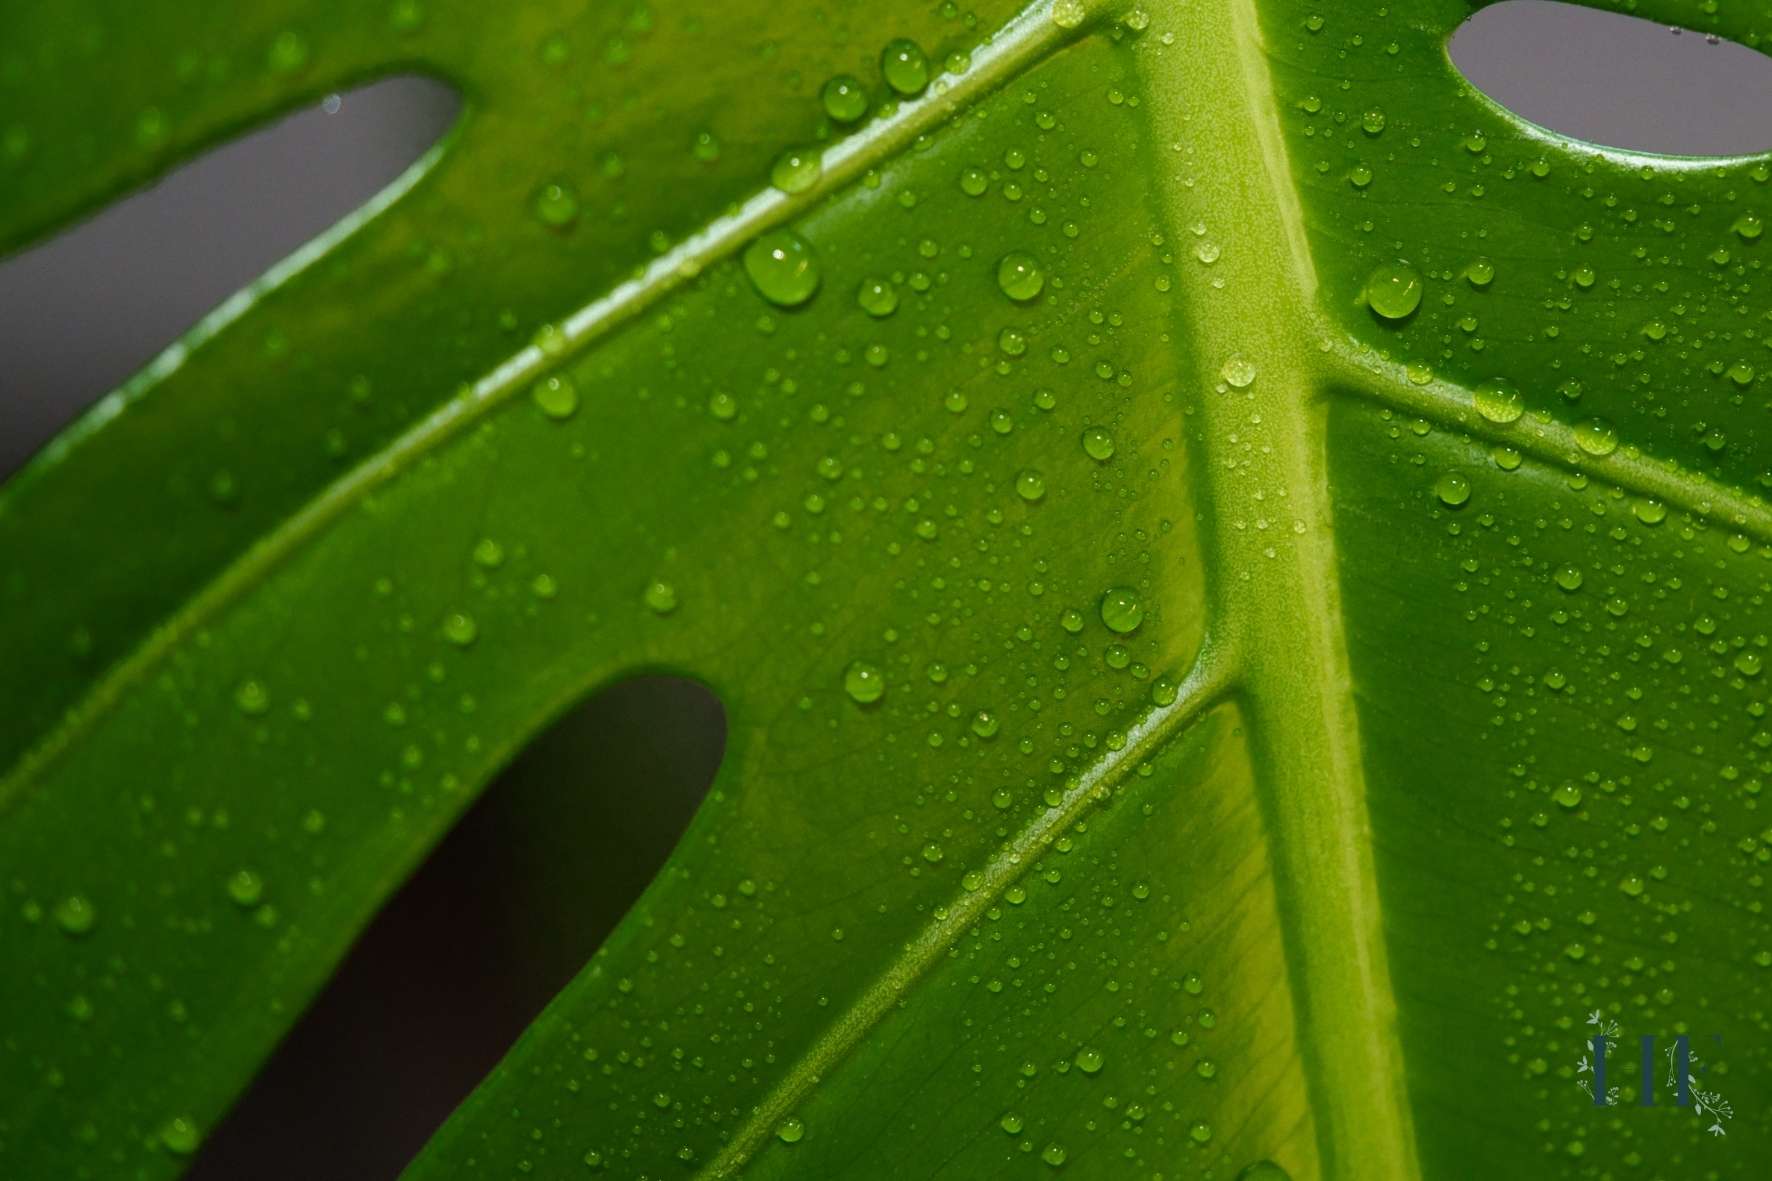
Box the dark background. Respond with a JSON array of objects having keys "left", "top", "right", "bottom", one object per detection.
[{"left": 0, "top": 3, "right": 1767, "bottom": 1176}]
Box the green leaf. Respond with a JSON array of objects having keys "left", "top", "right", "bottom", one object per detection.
[{"left": 3, "top": 0, "right": 1770, "bottom": 1177}]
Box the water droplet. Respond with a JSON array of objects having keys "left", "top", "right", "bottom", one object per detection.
[
  {"left": 970, "top": 710, "right": 999, "bottom": 738},
  {"left": 821, "top": 74, "right": 868, "bottom": 123},
  {"left": 1000, "top": 1111, "right": 1024, "bottom": 1134},
  {"left": 159, "top": 1116, "right": 201, "bottom": 1156},
  {"left": 845, "top": 660, "right": 885, "bottom": 704},
  {"left": 226, "top": 870, "right": 263, "bottom": 908},
  {"left": 532, "top": 374, "right": 579, "bottom": 420},
  {"left": 1364, "top": 261, "right": 1422, "bottom": 321},
  {"left": 1074, "top": 1047, "right": 1104, "bottom": 1073},
  {"left": 744, "top": 230, "right": 820, "bottom": 307},
  {"left": 1099, "top": 587, "right": 1144, "bottom": 634},
  {"left": 770, "top": 147, "right": 822, "bottom": 194},
  {"left": 997, "top": 251, "right": 1045, "bottom": 301},
  {"left": 776, "top": 1117, "right": 805, "bottom": 1144},
  {"left": 1041, "top": 1144, "right": 1068, "bottom": 1167},
  {"left": 1190, "top": 1121, "right": 1213, "bottom": 1143},
  {"left": 1464, "top": 257, "right": 1496, "bottom": 288},
  {"left": 959, "top": 167, "right": 988, "bottom": 197},
  {"left": 1553, "top": 783, "right": 1583, "bottom": 809},
  {"left": 1051, "top": 0, "right": 1087, "bottom": 30},
  {"left": 1433, "top": 470, "right": 1471, "bottom": 508},
  {"left": 234, "top": 680, "right": 270, "bottom": 716},
  {"left": 1081, "top": 427, "right": 1115, "bottom": 460},
  {"left": 531, "top": 180, "right": 579, "bottom": 228},
  {"left": 709, "top": 391, "right": 738, "bottom": 421},
  {"left": 443, "top": 612, "right": 478, "bottom": 647},
  {"left": 856, "top": 276, "right": 898, "bottom": 318},
  {"left": 1554, "top": 565, "right": 1583, "bottom": 592},
  {"left": 267, "top": 30, "right": 309, "bottom": 74},
  {"left": 1361, "top": 108, "right": 1387, "bottom": 135},
  {"left": 1618, "top": 874, "right": 1645, "bottom": 897},
  {"left": 1221, "top": 355, "right": 1257, "bottom": 389},
  {"left": 881, "top": 39, "right": 930, "bottom": 96},
  {"left": 643, "top": 581, "right": 678, "bottom": 615},
  {"left": 1737, "top": 651, "right": 1763, "bottom": 677},
  {"left": 1573, "top": 418, "right": 1617, "bottom": 457},
  {"left": 920, "top": 842, "right": 944, "bottom": 863},
  {"left": 1473, "top": 378, "right": 1522, "bottom": 424},
  {"left": 1734, "top": 213, "right": 1764, "bottom": 241},
  {"left": 1015, "top": 470, "right": 1046, "bottom": 502},
  {"left": 54, "top": 894, "right": 96, "bottom": 936}
]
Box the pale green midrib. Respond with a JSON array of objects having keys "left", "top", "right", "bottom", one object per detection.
[
  {"left": 0, "top": 1, "right": 1081, "bottom": 813},
  {"left": 1135, "top": 0, "right": 1422, "bottom": 1178},
  {"left": 1325, "top": 344, "right": 1772, "bottom": 545},
  {"left": 693, "top": 650, "right": 1235, "bottom": 1180}
]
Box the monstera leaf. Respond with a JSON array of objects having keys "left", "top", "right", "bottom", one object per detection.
[{"left": 2, "top": 0, "right": 1769, "bottom": 1177}]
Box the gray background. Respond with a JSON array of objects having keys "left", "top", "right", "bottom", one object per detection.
[{"left": 0, "top": 3, "right": 1767, "bottom": 1176}]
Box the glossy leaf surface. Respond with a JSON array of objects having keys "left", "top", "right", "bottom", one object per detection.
[{"left": 2, "top": 1, "right": 1770, "bottom": 1178}]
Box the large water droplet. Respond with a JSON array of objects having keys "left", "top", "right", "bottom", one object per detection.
[
  {"left": 1099, "top": 587, "right": 1144, "bottom": 634},
  {"left": 821, "top": 74, "right": 868, "bottom": 123},
  {"left": 1573, "top": 417, "right": 1618, "bottom": 456},
  {"left": 1473, "top": 377, "right": 1522, "bottom": 424},
  {"left": 1364, "top": 261, "right": 1422, "bottom": 320},
  {"left": 744, "top": 230, "right": 821, "bottom": 307},
  {"left": 770, "top": 148, "right": 822, "bottom": 194},
  {"left": 880, "top": 39, "right": 930, "bottom": 96},
  {"left": 997, "top": 251, "right": 1045, "bottom": 301},
  {"left": 1434, "top": 470, "right": 1471, "bottom": 508}
]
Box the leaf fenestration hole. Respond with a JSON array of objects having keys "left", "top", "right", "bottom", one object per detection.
[
  {"left": 184, "top": 675, "right": 727, "bottom": 1181},
  {"left": 0, "top": 75, "right": 459, "bottom": 479},
  {"left": 1448, "top": 1, "right": 1772, "bottom": 157}
]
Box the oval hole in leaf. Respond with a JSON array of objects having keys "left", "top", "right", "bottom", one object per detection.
[
  {"left": 0, "top": 75, "right": 459, "bottom": 479},
  {"left": 183, "top": 675, "right": 727, "bottom": 1181},
  {"left": 1448, "top": 1, "right": 1772, "bottom": 156}
]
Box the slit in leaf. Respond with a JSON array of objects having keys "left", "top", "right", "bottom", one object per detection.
[
  {"left": 1449, "top": 1, "right": 1772, "bottom": 157},
  {"left": 182, "top": 675, "right": 727, "bottom": 1181},
  {"left": 0, "top": 75, "right": 460, "bottom": 479}
]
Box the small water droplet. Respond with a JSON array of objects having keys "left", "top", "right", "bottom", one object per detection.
[
  {"left": 1221, "top": 355, "right": 1257, "bottom": 389},
  {"left": 532, "top": 374, "right": 579, "bottom": 420},
  {"left": 845, "top": 660, "right": 885, "bottom": 704},
  {"left": 1081, "top": 426, "right": 1115, "bottom": 460},
  {"left": 1015, "top": 470, "right": 1046, "bottom": 502},
  {"left": 443, "top": 612, "right": 478, "bottom": 646},
  {"left": 643, "top": 581, "right": 678, "bottom": 615},
  {"left": 856, "top": 276, "right": 898, "bottom": 318},
  {"left": 776, "top": 1117, "right": 805, "bottom": 1144},
  {"left": 226, "top": 870, "right": 264, "bottom": 908},
  {"left": 532, "top": 180, "right": 579, "bottom": 229},
  {"left": 54, "top": 894, "right": 97, "bottom": 936},
  {"left": 159, "top": 1116, "right": 202, "bottom": 1156}
]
